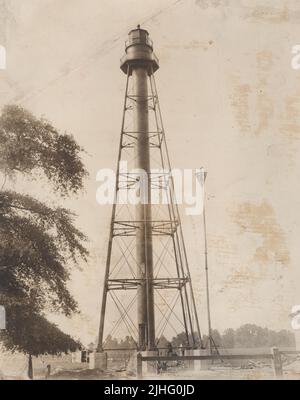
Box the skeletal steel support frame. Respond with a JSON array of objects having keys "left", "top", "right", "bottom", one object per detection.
[
  {"left": 97, "top": 27, "right": 202, "bottom": 352},
  {"left": 97, "top": 67, "right": 130, "bottom": 352}
]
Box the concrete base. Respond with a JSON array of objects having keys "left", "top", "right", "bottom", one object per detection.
[
  {"left": 184, "top": 349, "right": 211, "bottom": 371},
  {"left": 89, "top": 352, "right": 107, "bottom": 370},
  {"left": 127, "top": 351, "right": 138, "bottom": 374},
  {"left": 126, "top": 350, "right": 152, "bottom": 376},
  {"left": 141, "top": 350, "right": 159, "bottom": 375},
  {"left": 184, "top": 349, "right": 195, "bottom": 370},
  {"left": 194, "top": 349, "right": 211, "bottom": 370}
]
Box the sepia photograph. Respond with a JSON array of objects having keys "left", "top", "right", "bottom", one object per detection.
[{"left": 1, "top": 0, "right": 300, "bottom": 383}]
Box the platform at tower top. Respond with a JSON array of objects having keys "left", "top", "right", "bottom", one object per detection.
[{"left": 120, "top": 26, "right": 159, "bottom": 75}]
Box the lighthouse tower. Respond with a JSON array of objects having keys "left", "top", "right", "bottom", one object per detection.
[{"left": 95, "top": 26, "right": 202, "bottom": 363}]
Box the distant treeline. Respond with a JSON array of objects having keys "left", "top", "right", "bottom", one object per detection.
[
  {"left": 172, "top": 324, "right": 296, "bottom": 349},
  {"left": 103, "top": 324, "right": 296, "bottom": 350}
]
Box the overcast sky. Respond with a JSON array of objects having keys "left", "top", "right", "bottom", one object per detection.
[{"left": 1, "top": 0, "right": 300, "bottom": 345}]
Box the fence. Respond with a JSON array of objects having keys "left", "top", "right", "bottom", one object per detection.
[{"left": 137, "top": 347, "right": 296, "bottom": 379}]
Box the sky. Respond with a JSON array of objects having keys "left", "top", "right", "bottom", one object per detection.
[{"left": 1, "top": 0, "right": 300, "bottom": 345}]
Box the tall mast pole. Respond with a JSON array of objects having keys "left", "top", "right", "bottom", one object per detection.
[
  {"left": 197, "top": 168, "right": 212, "bottom": 352},
  {"left": 203, "top": 205, "right": 213, "bottom": 353}
]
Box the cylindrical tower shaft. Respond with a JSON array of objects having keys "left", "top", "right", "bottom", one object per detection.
[
  {"left": 132, "top": 67, "right": 155, "bottom": 350},
  {"left": 120, "top": 26, "right": 159, "bottom": 351}
]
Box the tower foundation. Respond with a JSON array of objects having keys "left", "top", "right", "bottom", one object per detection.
[{"left": 89, "top": 352, "right": 108, "bottom": 370}]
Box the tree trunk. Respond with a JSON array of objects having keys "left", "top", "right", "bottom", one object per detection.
[{"left": 28, "top": 354, "right": 33, "bottom": 380}]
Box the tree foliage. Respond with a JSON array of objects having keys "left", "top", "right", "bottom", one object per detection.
[
  {"left": 103, "top": 335, "right": 136, "bottom": 350},
  {"left": 0, "top": 191, "right": 87, "bottom": 315},
  {"left": 0, "top": 105, "right": 87, "bottom": 195},
  {"left": 171, "top": 324, "right": 295, "bottom": 349},
  {"left": 0, "top": 105, "right": 88, "bottom": 358},
  {"left": 1, "top": 305, "right": 80, "bottom": 356}
]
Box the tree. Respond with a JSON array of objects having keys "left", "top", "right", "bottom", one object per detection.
[
  {"left": 273, "top": 330, "right": 295, "bottom": 348},
  {"left": 211, "top": 329, "right": 222, "bottom": 347},
  {"left": 0, "top": 105, "right": 88, "bottom": 377},
  {"left": 226, "top": 324, "right": 296, "bottom": 349},
  {"left": 1, "top": 304, "right": 80, "bottom": 379},
  {"left": 104, "top": 334, "right": 120, "bottom": 349},
  {"left": 157, "top": 335, "right": 169, "bottom": 349},
  {"left": 222, "top": 328, "right": 235, "bottom": 348},
  {"left": 171, "top": 332, "right": 190, "bottom": 348},
  {"left": 120, "top": 336, "right": 136, "bottom": 349},
  {"left": 0, "top": 105, "right": 86, "bottom": 195},
  {"left": 235, "top": 324, "right": 266, "bottom": 348}
]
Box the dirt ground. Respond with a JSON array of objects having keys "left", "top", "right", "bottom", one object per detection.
[
  {"left": 43, "top": 366, "right": 300, "bottom": 380},
  {"left": 2, "top": 352, "right": 300, "bottom": 380},
  {"left": 44, "top": 360, "right": 300, "bottom": 380}
]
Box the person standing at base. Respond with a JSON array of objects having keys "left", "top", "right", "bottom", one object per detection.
[{"left": 45, "top": 364, "right": 51, "bottom": 380}]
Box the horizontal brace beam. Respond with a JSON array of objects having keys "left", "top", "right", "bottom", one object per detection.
[
  {"left": 113, "top": 232, "right": 175, "bottom": 237},
  {"left": 112, "top": 220, "right": 179, "bottom": 237},
  {"left": 127, "top": 95, "right": 157, "bottom": 99},
  {"left": 107, "top": 278, "right": 189, "bottom": 291},
  {"left": 107, "top": 286, "right": 185, "bottom": 290},
  {"left": 114, "top": 220, "right": 178, "bottom": 224},
  {"left": 122, "top": 131, "right": 162, "bottom": 134},
  {"left": 121, "top": 143, "right": 161, "bottom": 149},
  {"left": 141, "top": 354, "right": 274, "bottom": 362}
]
